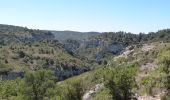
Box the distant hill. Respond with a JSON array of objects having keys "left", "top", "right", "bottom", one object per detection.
[
  {"left": 51, "top": 31, "right": 100, "bottom": 42},
  {"left": 0, "top": 24, "right": 100, "bottom": 44},
  {"left": 0, "top": 24, "right": 54, "bottom": 45}
]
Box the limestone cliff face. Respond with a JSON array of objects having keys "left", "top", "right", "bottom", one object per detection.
[
  {"left": 74, "top": 38, "right": 127, "bottom": 60},
  {"left": 95, "top": 42, "right": 126, "bottom": 60}
]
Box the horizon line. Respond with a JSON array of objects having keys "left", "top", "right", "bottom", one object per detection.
[{"left": 1, "top": 23, "right": 169, "bottom": 34}]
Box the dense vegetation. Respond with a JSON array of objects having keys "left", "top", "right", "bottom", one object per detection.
[
  {"left": 76, "top": 30, "right": 170, "bottom": 60},
  {"left": 0, "top": 40, "right": 90, "bottom": 80},
  {"left": 0, "top": 24, "right": 170, "bottom": 100}
]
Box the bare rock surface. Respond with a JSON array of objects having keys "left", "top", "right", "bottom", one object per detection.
[{"left": 82, "top": 84, "right": 103, "bottom": 100}]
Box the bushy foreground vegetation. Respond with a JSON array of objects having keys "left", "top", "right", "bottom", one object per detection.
[
  {"left": 0, "top": 66, "right": 136, "bottom": 100},
  {"left": 0, "top": 69, "right": 91, "bottom": 100}
]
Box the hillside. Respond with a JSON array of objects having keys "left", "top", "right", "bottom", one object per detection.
[
  {"left": 88, "top": 42, "right": 170, "bottom": 100},
  {"left": 0, "top": 24, "right": 54, "bottom": 45},
  {"left": 0, "top": 24, "right": 169, "bottom": 100},
  {"left": 0, "top": 24, "right": 92, "bottom": 80},
  {"left": 55, "top": 42, "right": 170, "bottom": 100},
  {"left": 0, "top": 40, "right": 90, "bottom": 81},
  {"left": 75, "top": 30, "right": 170, "bottom": 60}
]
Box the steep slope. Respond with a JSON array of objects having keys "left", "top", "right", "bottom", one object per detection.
[
  {"left": 56, "top": 42, "right": 170, "bottom": 100},
  {"left": 80, "top": 42, "right": 170, "bottom": 100},
  {"left": 0, "top": 40, "right": 90, "bottom": 80},
  {"left": 76, "top": 32, "right": 140, "bottom": 60}
]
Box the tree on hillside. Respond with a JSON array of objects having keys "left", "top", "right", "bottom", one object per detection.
[
  {"left": 0, "top": 80, "right": 19, "bottom": 100},
  {"left": 21, "top": 70, "right": 56, "bottom": 100},
  {"left": 105, "top": 66, "right": 137, "bottom": 100}
]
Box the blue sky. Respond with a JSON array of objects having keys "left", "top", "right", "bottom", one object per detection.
[{"left": 1, "top": 0, "right": 170, "bottom": 33}]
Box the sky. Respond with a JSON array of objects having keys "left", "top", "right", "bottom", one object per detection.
[{"left": 0, "top": 0, "right": 170, "bottom": 33}]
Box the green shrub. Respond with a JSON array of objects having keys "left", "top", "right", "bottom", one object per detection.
[
  {"left": 105, "top": 65, "right": 138, "bottom": 100},
  {"left": 20, "top": 69, "right": 56, "bottom": 100}
]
